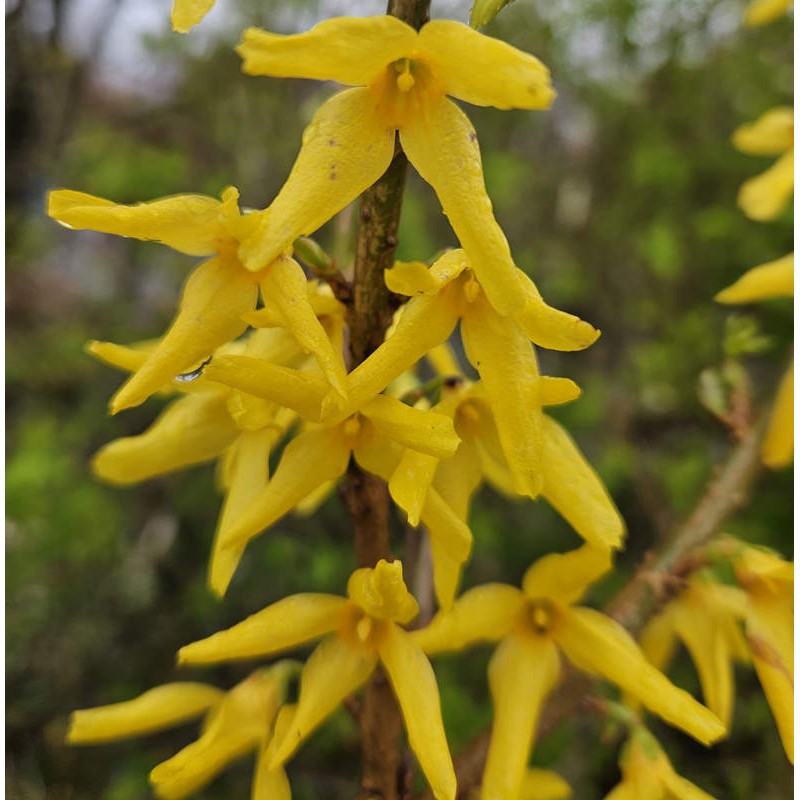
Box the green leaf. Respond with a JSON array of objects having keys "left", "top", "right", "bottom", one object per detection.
[{"left": 470, "top": 0, "right": 516, "bottom": 29}]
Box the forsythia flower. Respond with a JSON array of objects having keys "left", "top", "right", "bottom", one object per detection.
[
  {"left": 171, "top": 0, "right": 216, "bottom": 32},
  {"left": 47, "top": 187, "right": 348, "bottom": 412},
  {"left": 744, "top": 0, "right": 793, "bottom": 26},
  {"left": 518, "top": 769, "right": 572, "bottom": 800},
  {"left": 716, "top": 253, "right": 793, "bottom": 466},
  {"left": 732, "top": 107, "right": 794, "bottom": 221},
  {"left": 604, "top": 725, "right": 716, "bottom": 800},
  {"left": 414, "top": 545, "right": 726, "bottom": 800},
  {"left": 178, "top": 560, "right": 457, "bottom": 800},
  {"left": 67, "top": 664, "right": 298, "bottom": 799},
  {"left": 234, "top": 15, "right": 594, "bottom": 337}
]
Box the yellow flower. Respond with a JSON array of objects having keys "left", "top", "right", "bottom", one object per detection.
[
  {"left": 179, "top": 560, "right": 457, "bottom": 800},
  {"left": 234, "top": 16, "right": 592, "bottom": 335},
  {"left": 67, "top": 664, "right": 297, "bottom": 799},
  {"left": 639, "top": 575, "right": 751, "bottom": 729},
  {"left": 414, "top": 545, "right": 725, "bottom": 800},
  {"left": 716, "top": 253, "right": 793, "bottom": 467},
  {"left": 47, "top": 187, "right": 348, "bottom": 412},
  {"left": 519, "top": 769, "right": 572, "bottom": 800},
  {"left": 744, "top": 0, "right": 793, "bottom": 26},
  {"left": 604, "top": 725, "right": 717, "bottom": 800},
  {"left": 732, "top": 107, "right": 794, "bottom": 221},
  {"left": 171, "top": 0, "right": 216, "bottom": 32}
]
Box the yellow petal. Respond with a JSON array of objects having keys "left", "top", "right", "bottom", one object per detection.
[
  {"left": 385, "top": 260, "right": 455, "bottom": 296},
  {"left": 420, "top": 488, "right": 474, "bottom": 610},
  {"left": 379, "top": 624, "right": 456, "bottom": 800},
  {"left": 67, "top": 683, "right": 223, "bottom": 744},
  {"left": 209, "top": 429, "right": 276, "bottom": 598},
  {"left": 237, "top": 17, "right": 416, "bottom": 85},
  {"left": 434, "top": 437, "right": 482, "bottom": 520},
  {"left": 239, "top": 89, "right": 395, "bottom": 271},
  {"left": 213, "top": 427, "right": 351, "bottom": 585},
  {"left": 481, "top": 633, "right": 561, "bottom": 800},
  {"left": 715, "top": 254, "right": 793, "bottom": 303},
  {"left": 93, "top": 393, "right": 239, "bottom": 485},
  {"left": 737, "top": 150, "right": 794, "bottom": 222},
  {"left": 553, "top": 607, "right": 726, "bottom": 745},
  {"left": 732, "top": 107, "right": 794, "bottom": 155},
  {"left": 412, "top": 584, "right": 525, "bottom": 655},
  {"left": 461, "top": 294, "right": 542, "bottom": 498},
  {"left": 361, "top": 395, "right": 460, "bottom": 459},
  {"left": 388, "top": 447, "right": 439, "bottom": 526},
  {"left": 426, "top": 341, "right": 463, "bottom": 377},
  {"left": 270, "top": 635, "right": 377, "bottom": 766},
  {"left": 171, "top": 0, "right": 216, "bottom": 32},
  {"left": 522, "top": 544, "right": 613, "bottom": 605},
  {"left": 751, "top": 648, "right": 794, "bottom": 761},
  {"left": 86, "top": 339, "right": 157, "bottom": 374},
  {"left": 520, "top": 768, "right": 572, "bottom": 800},
  {"left": 252, "top": 753, "right": 291, "bottom": 800},
  {"left": 399, "top": 98, "right": 526, "bottom": 316},
  {"left": 260, "top": 256, "right": 348, "bottom": 398},
  {"left": 111, "top": 257, "right": 258, "bottom": 413},
  {"left": 47, "top": 189, "right": 228, "bottom": 256},
  {"left": 178, "top": 594, "right": 348, "bottom": 665},
  {"left": 744, "top": 0, "right": 793, "bottom": 24},
  {"left": 540, "top": 416, "right": 626, "bottom": 550},
  {"left": 540, "top": 376, "right": 582, "bottom": 406},
  {"left": 204, "top": 355, "right": 328, "bottom": 421},
  {"left": 511, "top": 269, "right": 601, "bottom": 351},
  {"left": 347, "top": 559, "right": 419, "bottom": 624},
  {"left": 328, "top": 290, "right": 461, "bottom": 422},
  {"left": 762, "top": 363, "right": 793, "bottom": 468},
  {"left": 419, "top": 20, "right": 554, "bottom": 110}
]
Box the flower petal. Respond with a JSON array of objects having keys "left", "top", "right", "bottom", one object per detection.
[
  {"left": 270, "top": 635, "right": 377, "bottom": 766},
  {"left": 86, "top": 339, "right": 156, "bottom": 374},
  {"left": 260, "top": 256, "right": 348, "bottom": 398},
  {"left": 412, "top": 584, "right": 525, "bottom": 654},
  {"left": 461, "top": 293, "right": 542, "bottom": 498},
  {"left": 540, "top": 415, "right": 625, "bottom": 551},
  {"left": 762, "top": 362, "right": 793, "bottom": 468},
  {"left": 171, "top": 0, "right": 216, "bottom": 32},
  {"left": 379, "top": 624, "right": 456, "bottom": 800},
  {"left": 520, "top": 768, "right": 572, "bottom": 800},
  {"left": 361, "top": 395, "right": 460, "bottom": 459},
  {"left": 93, "top": 393, "right": 239, "bottom": 485},
  {"left": 178, "top": 594, "right": 348, "bottom": 665},
  {"left": 111, "top": 257, "right": 258, "bottom": 413},
  {"left": 67, "top": 684, "right": 223, "bottom": 744},
  {"left": 237, "top": 17, "right": 416, "bottom": 85},
  {"left": 419, "top": 20, "right": 554, "bottom": 110},
  {"left": 433, "top": 437, "right": 483, "bottom": 520},
  {"left": 744, "top": 0, "right": 793, "bottom": 25},
  {"left": 715, "top": 253, "right": 793, "bottom": 303},
  {"left": 737, "top": 150, "right": 794, "bottom": 222},
  {"left": 239, "top": 89, "right": 395, "bottom": 271},
  {"left": 553, "top": 607, "right": 726, "bottom": 745},
  {"left": 522, "top": 544, "right": 613, "bottom": 605},
  {"left": 204, "top": 355, "right": 328, "bottom": 421},
  {"left": 388, "top": 447, "right": 439, "bottom": 526},
  {"left": 47, "top": 189, "right": 228, "bottom": 256},
  {"left": 347, "top": 559, "right": 419, "bottom": 624},
  {"left": 540, "top": 376, "right": 582, "bottom": 406},
  {"left": 213, "top": 427, "right": 351, "bottom": 587},
  {"left": 481, "top": 633, "right": 561, "bottom": 800},
  {"left": 733, "top": 107, "right": 793, "bottom": 154},
  {"left": 252, "top": 753, "right": 291, "bottom": 800}
]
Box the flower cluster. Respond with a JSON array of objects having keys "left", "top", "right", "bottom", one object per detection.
[{"left": 47, "top": 3, "right": 780, "bottom": 798}]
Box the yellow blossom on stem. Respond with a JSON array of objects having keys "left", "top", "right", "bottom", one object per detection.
[
  {"left": 67, "top": 664, "right": 298, "bottom": 799},
  {"left": 716, "top": 253, "right": 793, "bottom": 467},
  {"left": 414, "top": 545, "right": 726, "bottom": 800},
  {"left": 732, "top": 107, "right": 794, "bottom": 221},
  {"left": 234, "top": 15, "right": 596, "bottom": 339},
  {"left": 179, "top": 560, "right": 457, "bottom": 800},
  {"left": 604, "top": 725, "right": 717, "bottom": 800},
  {"left": 47, "top": 187, "right": 348, "bottom": 412},
  {"left": 171, "top": 0, "right": 216, "bottom": 32},
  {"left": 744, "top": 0, "right": 793, "bottom": 26}
]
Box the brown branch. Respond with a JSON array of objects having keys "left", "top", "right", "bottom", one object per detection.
[{"left": 340, "top": 1, "right": 431, "bottom": 798}]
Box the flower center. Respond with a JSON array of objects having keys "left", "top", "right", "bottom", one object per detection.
[
  {"left": 395, "top": 58, "right": 416, "bottom": 92},
  {"left": 528, "top": 600, "right": 553, "bottom": 633}
]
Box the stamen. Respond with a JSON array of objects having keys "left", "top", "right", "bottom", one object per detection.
[
  {"left": 396, "top": 59, "right": 415, "bottom": 92},
  {"left": 343, "top": 417, "right": 362, "bottom": 439},
  {"left": 530, "top": 604, "right": 550, "bottom": 632},
  {"left": 355, "top": 616, "right": 373, "bottom": 643}
]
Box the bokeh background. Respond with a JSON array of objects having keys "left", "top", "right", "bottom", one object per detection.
[{"left": 6, "top": 0, "right": 793, "bottom": 797}]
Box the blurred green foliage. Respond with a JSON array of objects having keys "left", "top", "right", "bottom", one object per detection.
[{"left": 6, "top": 0, "right": 792, "bottom": 798}]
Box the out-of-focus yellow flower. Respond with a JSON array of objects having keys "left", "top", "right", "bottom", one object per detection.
[
  {"left": 604, "top": 725, "right": 717, "bottom": 800},
  {"left": 179, "top": 560, "right": 456, "bottom": 800},
  {"left": 67, "top": 665, "right": 297, "bottom": 799},
  {"left": 639, "top": 575, "right": 751, "bottom": 730},
  {"left": 519, "top": 768, "right": 572, "bottom": 799},
  {"left": 744, "top": 0, "right": 793, "bottom": 26},
  {"left": 234, "top": 16, "right": 593, "bottom": 336},
  {"left": 732, "top": 107, "right": 794, "bottom": 221},
  {"left": 716, "top": 253, "right": 793, "bottom": 467},
  {"left": 171, "top": 0, "right": 216, "bottom": 32},
  {"left": 47, "top": 187, "right": 348, "bottom": 412},
  {"left": 414, "top": 545, "right": 725, "bottom": 800}
]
